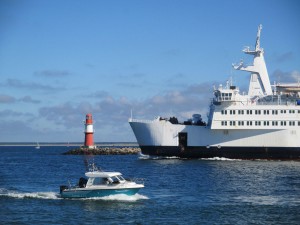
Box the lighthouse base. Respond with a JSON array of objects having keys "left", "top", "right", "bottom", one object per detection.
[
  {"left": 84, "top": 145, "right": 96, "bottom": 149},
  {"left": 63, "top": 146, "right": 140, "bottom": 155}
]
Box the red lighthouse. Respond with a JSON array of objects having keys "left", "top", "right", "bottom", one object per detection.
[{"left": 84, "top": 113, "right": 95, "bottom": 148}]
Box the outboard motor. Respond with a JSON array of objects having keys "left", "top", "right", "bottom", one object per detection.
[{"left": 60, "top": 185, "right": 68, "bottom": 194}]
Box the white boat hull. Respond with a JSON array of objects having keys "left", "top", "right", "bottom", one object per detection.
[{"left": 60, "top": 186, "right": 142, "bottom": 198}]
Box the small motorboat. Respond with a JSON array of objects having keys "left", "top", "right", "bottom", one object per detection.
[{"left": 60, "top": 168, "right": 144, "bottom": 198}]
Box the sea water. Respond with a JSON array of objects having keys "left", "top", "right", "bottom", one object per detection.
[{"left": 0, "top": 146, "right": 299, "bottom": 224}]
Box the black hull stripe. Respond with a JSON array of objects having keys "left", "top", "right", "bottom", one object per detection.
[{"left": 140, "top": 146, "right": 300, "bottom": 160}]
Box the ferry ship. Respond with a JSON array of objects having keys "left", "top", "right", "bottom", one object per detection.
[{"left": 129, "top": 25, "right": 300, "bottom": 160}]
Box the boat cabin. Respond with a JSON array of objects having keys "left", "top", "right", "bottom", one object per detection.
[{"left": 84, "top": 171, "right": 126, "bottom": 187}]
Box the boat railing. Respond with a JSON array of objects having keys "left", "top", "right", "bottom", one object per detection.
[
  {"left": 67, "top": 180, "right": 78, "bottom": 189},
  {"left": 126, "top": 177, "right": 145, "bottom": 185},
  {"left": 89, "top": 163, "right": 102, "bottom": 172},
  {"left": 133, "top": 178, "right": 145, "bottom": 185}
]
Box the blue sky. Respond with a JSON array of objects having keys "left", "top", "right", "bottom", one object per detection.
[{"left": 0, "top": 0, "right": 299, "bottom": 142}]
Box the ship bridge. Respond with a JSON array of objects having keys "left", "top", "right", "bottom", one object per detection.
[{"left": 213, "top": 81, "right": 246, "bottom": 105}]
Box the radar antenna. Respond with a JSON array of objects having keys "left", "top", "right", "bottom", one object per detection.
[{"left": 255, "top": 24, "right": 262, "bottom": 52}]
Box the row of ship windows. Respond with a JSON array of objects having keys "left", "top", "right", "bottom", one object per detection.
[
  {"left": 221, "top": 121, "right": 300, "bottom": 126},
  {"left": 221, "top": 109, "right": 300, "bottom": 115}
]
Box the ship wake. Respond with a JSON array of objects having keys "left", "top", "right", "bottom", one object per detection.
[
  {"left": 138, "top": 153, "right": 180, "bottom": 160},
  {"left": 200, "top": 157, "right": 242, "bottom": 161}
]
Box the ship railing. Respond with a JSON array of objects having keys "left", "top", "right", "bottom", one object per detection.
[
  {"left": 243, "top": 100, "right": 299, "bottom": 106},
  {"left": 256, "top": 101, "right": 300, "bottom": 106},
  {"left": 213, "top": 96, "right": 300, "bottom": 106},
  {"left": 213, "top": 96, "right": 241, "bottom": 103},
  {"left": 129, "top": 118, "right": 154, "bottom": 123}
]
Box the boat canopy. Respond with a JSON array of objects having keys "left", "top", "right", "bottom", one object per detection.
[{"left": 85, "top": 171, "right": 122, "bottom": 178}]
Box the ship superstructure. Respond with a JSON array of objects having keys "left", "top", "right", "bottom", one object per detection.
[{"left": 129, "top": 25, "right": 300, "bottom": 159}]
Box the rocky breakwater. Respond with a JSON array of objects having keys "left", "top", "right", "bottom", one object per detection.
[{"left": 63, "top": 146, "right": 141, "bottom": 155}]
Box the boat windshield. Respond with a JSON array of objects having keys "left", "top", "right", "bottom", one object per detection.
[
  {"left": 117, "top": 175, "right": 125, "bottom": 181},
  {"left": 110, "top": 175, "right": 125, "bottom": 184}
]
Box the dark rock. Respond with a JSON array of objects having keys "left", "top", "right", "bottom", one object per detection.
[{"left": 63, "top": 146, "right": 141, "bottom": 155}]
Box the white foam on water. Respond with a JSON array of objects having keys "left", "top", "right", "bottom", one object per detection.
[
  {"left": 0, "top": 188, "right": 60, "bottom": 200},
  {"left": 83, "top": 193, "right": 149, "bottom": 201},
  {"left": 138, "top": 152, "right": 151, "bottom": 159},
  {"left": 0, "top": 188, "right": 148, "bottom": 202},
  {"left": 163, "top": 156, "right": 181, "bottom": 159},
  {"left": 138, "top": 152, "right": 181, "bottom": 160},
  {"left": 140, "top": 156, "right": 181, "bottom": 160},
  {"left": 201, "top": 157, "right": 242, "bottom": 161}
]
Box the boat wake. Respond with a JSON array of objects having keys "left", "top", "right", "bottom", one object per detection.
[
  {"left": 139, "top": 153, "right": 242, "bottom": 161},
  {"left": 83, "top": 193, "right": 149, "bottom": 201},
  {"left": 0, "top": 188, "right": 59, "bottom": 200},
  {"left": 0, "top": 188, "right": 148, "bottom": 201},
  {"left": 200, "top": 157, "right": 242, "bottom": 161}
]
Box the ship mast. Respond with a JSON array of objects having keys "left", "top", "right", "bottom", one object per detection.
[
  {"left": 255, "top": 24, "right": 262, "bottom": 52},
  {"left": 233, "top": 24, "right": 272, "bottom": 97}
]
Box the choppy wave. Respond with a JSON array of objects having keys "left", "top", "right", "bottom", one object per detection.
[
  {"left": 201, "top": 157, "right": 242, "bottom": 161},
  {"left": 234, "top": 195, "right": 300, "bottom": 206}
]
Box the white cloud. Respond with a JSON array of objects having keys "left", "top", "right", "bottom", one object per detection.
[
  {"left": 1, "top": 79, "right": 64, "bottom": 91},
  {"left": 19, "top": 96, "right": 40, "bottom": 104},
  {"left": 1, "top": 81, "right": 214, "bottom": 142},
  {"left": 291, "top": 70, "right": 300, "bottom": 81},
  {"left": 34, "top": 70, "right": 71, "bottom": 77},
  {"left": 272, "top": 52, "right": 294, "bottom": 63},
  {"left": 271, "top": 70, "right": 300, "bottom": 83}
]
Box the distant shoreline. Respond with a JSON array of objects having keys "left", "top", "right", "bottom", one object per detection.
[{"left": 0, "top": 142, "right": 138, "bottom": 147}]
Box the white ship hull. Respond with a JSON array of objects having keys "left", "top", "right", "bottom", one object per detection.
[{"left": 129, "top": 119, "right": 300, "bottom": 159}]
